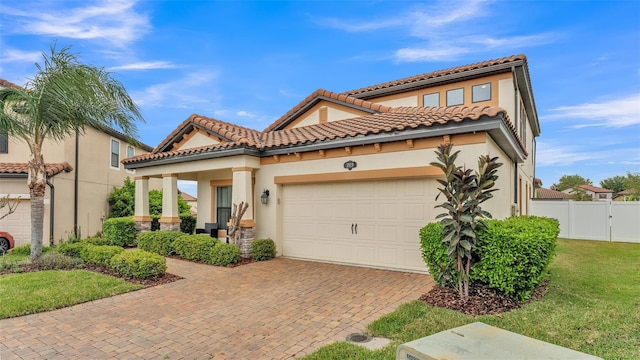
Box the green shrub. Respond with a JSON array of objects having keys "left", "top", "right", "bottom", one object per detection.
[
  {"left": 471, "top": 216, "right": 559, "bottom": 300},
  {"left": 83, "top": 236, "right": 111, "bottom": 246},
  {"left": 151, "top": 215, "right": 160, "bottom": 231},
  {"left": 10, "top": 245, "right": 52, "bottom": 256},
  {"left": 251, "top": 238, "right": 276, "bottom": 261},
  {"left": 419, "top": 222, "right": 456, "bottom": 287},
  {"left": 35, "top": 252, "right": 84, "bottom": 270},
  {"left": 137, "top": 231, "right": 183, "bottom": 256},
  {"left": 79, "top": 245, "right": 125, "bottom": 267},
  {"left": 179, "top": 213, "right": 196, "bottom": 234},
  {"left": 102, "top": 217, "right": 137, "bottom": 247},
  {"left": 208, "top": 243, "right": 241, "bottom": 266},
  {"left": 110, "top": 249, "right": 167, "bottom": 279},
  {"left": 55, "top": 242, "right": 87, "bottom": 258},
  {"left": 174, "top": 234, "right": 219, "bottom": 261}
]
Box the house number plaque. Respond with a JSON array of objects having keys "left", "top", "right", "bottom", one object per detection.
[{"left": 344, "top": 160, "right": 357, "bottom": 171}]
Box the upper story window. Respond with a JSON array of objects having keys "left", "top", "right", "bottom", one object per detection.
[
  {"left": 422, "top": 93, "right": 440, "bottom": 107},
  {"left": 126, "top": 145, "right": 135, "bottom": 173},
  {"left": 110, "top": 139, "right": 120, "bottom": 169},
  {"left": 446, "top": 88, "right": 464, "bottom": 106},
  {"left": 0, "top": 132, "right": 7, "bottom": 154},
  {"left": 472, "top": 83, "right": 491, "bottom": 102}
]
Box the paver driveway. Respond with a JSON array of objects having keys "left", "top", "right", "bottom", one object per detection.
[{"left": 0, "top": 257, "right": 433, "bottom": 359}]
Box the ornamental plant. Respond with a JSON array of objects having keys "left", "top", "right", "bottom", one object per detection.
[{"left": 430, "top": 143, "right": 502, "bottom": 298}]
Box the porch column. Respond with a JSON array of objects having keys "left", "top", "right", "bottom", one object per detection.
[
  {"left": 232, "top": 167, "right": 255, "bottom": 258},
  {"left": 160, "top": 173, "right": 181, "bottom": 231},
  {"left": 133, "top": 176, "right": 151, "bottom": 232}
]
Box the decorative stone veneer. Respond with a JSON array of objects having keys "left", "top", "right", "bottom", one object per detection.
[
  {"left": 160, "top": 222, "right": 181, "bottom": 231},
  {"left": 239, "top": 226, "right": 256, "bottom": 258},
  {"left": 135, "top": 221, "right": 152, "bottom": 233}
]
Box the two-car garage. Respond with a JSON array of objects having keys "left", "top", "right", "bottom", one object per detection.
[{"left": 281, "top": 178, "right": 439, "bottom": 273}]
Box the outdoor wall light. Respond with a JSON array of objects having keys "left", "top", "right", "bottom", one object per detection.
[{"left": 260, "top": 189, "right": 270, "bottom": 204}]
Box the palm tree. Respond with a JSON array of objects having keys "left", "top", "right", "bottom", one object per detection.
[{"left": 0, "top": 45, "right": 143, "bottom": 261}]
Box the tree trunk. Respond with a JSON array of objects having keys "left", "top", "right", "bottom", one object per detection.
[{"left": 28, "top": 148, "right": 47, "bottom": 262}]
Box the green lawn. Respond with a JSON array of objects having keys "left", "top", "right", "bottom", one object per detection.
[
  {"left": 302, "top": 239, "right": 640, "bottom": 360},
  {"left": 0, "top": 268, "right": 143, "bottom": 319}
]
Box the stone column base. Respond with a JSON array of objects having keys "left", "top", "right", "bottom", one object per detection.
[
  {"left": 160, "top": 222, "right": 181, "bottom": 231},
  {"left": 135, "top": 221, "right": 152, "bottom": 233},
  {"left": 239, "top": 226, "right": 256, "bottom": 258}
]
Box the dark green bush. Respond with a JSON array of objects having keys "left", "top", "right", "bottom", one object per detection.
[
  {"left": 179, "top": 213, "right": 196, "bottom": 234},
  {"left": 35, "top": 252, "right": 84, "bottom": 270},
  {"left": 419, "top": 222, "right": 456, "bottom": 287},
  {"left": 208, "top": 243, "right": 241, "bottom": 266},
  {"left": 471, "top": 216, "right": 559, "bottom": 300},
  {"left": 151, "top": 215, "right": 160, "bottom": 231},
  {"left": 79, "top": 245, "right": 125, "bottom": 267},
  {"left": 174, "top": 234, "right": 219, "bottom": 261},
  {"left": 251, "top": 238, "right": 276, "bottom": 261},
  {"left": 55, "top": 242, "right": 87, "bottom": 258},
  {"left": 110, "top": 249, "right": 167, "bottom": 279},
  {"left": 83, "top": 236, "right": 111, "bottom": 246},
  {"left": 102, "top": 217, "right": 137, "bottom": 247},
  {"left": 11, "top": 245, "right": 52, "bottom": 256},
  {"left": 137, "top": 231, "right": 183, "bottom": 256}
]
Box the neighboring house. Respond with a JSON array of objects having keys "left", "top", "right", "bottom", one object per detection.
[
  {"left": 0, "top": 78, "right": 155, "bottom": 247},
  {"left": 562, "top": 184, "right": 613, "bottom": 201},
  {"left": 178, "top": 190, "right": 198, "bottom": 214},
  {"left": 613, "top": 189, "right": 638, "bottom": 201},
  {"left": 123, "top": 54, "right": 540, "bottom": 273},
  {"left": 536, "top": 187, "right": 571, "bottom": 200}
]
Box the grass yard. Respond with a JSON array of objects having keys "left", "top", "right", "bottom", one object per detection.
[
  {"left": 302, "top": 239, "right": 640, "bottom": 360},
  {"left": 0, "top": 248, "right": 144, "bottom": 319}
]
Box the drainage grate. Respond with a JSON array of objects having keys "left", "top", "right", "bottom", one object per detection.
[{"left": 346, "top": 333, "right": 372, "bottom": 343}]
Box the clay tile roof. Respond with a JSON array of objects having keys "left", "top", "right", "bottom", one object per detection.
[
  {"left": 343, "top": 54, "right": 527, "bottom": 96},
  {"left": 152, "top": 114, "right": 262, "bottom": 154},
  {"left": 178, "top": 190, "right": 197, "bottom": 201},
  {"left": 0, "top": 162, "right": 74, "bottom": 176},
  {"left": 577, "top": 184, "right": 613, "bottom": 193},
  {"left": 0, "top": 78, "right": 22, "bottom": 89},
  {"left": 537, "top": 187, "right": 571, "bottom": 199},
  {"left": 263, "top": 89, "right": 392, "bottom": 132}
]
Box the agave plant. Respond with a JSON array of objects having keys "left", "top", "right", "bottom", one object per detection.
[{"left": 431, "top": 143, "right": 502, "bottom": 298}]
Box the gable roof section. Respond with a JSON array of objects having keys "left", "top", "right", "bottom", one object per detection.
[
  {"left": 577, "top": 184, "right": 613, "bottom": 193},
  {"left": 537, "top": 187, "right": 571, "bottom": 199},
  {"left": 0, "top": 162, "right": 73, "bottom": 177},
  {"left": 263, "top": 89, "right": 392, "bottom": 132},
  {"left": 0, "top": 78, "right": 22, "bottom": 89},
  {"left": 153, "top": 114, "right": 262, "bottom": 153},
  {"left": 124, "top": 105, "right": 526, "bottom": 167}
]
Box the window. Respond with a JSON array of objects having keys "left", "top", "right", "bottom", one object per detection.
[
  {"left": 126, "top": 145, "right": 135, "bottom": 173},
  {"left": 216, "top": 186, "right": 232, "bottom": 230},
  {"left": 472, "top": 83, "right": 491, "bottom": 102},
  {"left": 0, "top": 132, "right": 7, "bottom": 153},
  {"left": 599, "top": 193, "right": 607, "bottom": 199},
  {"left": 110, "top": 139, "right": 120, "bottom": 169},
  {"left": 422, "top": 93, "right": 440, "bottom": 107},
  {"left": 446, "top": 88, "right": 464, "bottom": 106}
]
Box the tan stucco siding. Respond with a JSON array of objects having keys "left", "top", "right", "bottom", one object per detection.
[
  {"left": 179, "top": 131, "right": 220, "bottom": 150},
  {"left": 486, "top": 136, "right": 516, "bottom": 219},
  {"left": 498, "top": 78, "right": 516, "bottom": 117},
  {"left": 374, "top": 95, "right": 418, "bottom": 107},
  {"left": 285, "top": 100, "right": 371, "bottom": 129}
]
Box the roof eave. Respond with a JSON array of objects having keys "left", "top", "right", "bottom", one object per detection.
[
  {"left": 124, "top": 146, "right": 261, "bottom": 169},
  {"left": 514, "top": 65, "right": 541, "bottom": 136}
]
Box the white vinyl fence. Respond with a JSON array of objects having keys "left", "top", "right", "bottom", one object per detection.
[{"left": 530, "top": 200, "right": 640, "bottom": 243}]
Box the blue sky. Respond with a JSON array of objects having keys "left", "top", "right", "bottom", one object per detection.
[{"left": 1, "top": 0, "right": 639, "bottom": 193}]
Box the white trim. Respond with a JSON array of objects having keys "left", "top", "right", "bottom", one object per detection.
[{"left": 110, "top": 138, "right": 121, "bottom": 170}]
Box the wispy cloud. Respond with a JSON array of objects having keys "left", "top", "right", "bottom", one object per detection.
[
  {"left": 132, "top": 71, "right": 218, "bottom": 108},
  {"left": 1, "top": 0, "right": 150, "bottom": 46},
  {"left": 108, "top": 61, "right": 179, "bottom": 71},
  {"left": 544, "top": 94, "right": 640, "bottom": 128},
  {"left": 319, "top": 0, "right": 555, "bottom": 62},
  {"left": 536, "top": 144, "right": 596, "bottom": 166},
  {"left": 236, "top": 111, "right": 257, "bottom": 118},
  {"left": 0, "top": 47, "right": 41, "bottom": 63}
]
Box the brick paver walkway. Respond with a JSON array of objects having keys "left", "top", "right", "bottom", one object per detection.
[{"left": 0, "top": 258, "right": 433, "bottom": 359}]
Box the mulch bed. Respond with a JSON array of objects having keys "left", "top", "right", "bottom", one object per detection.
[{"left": 420, "top": 280, "right": 549, "bottom": 316}]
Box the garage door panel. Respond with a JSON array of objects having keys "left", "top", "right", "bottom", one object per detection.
[{"left": 282, "top": 179, "right": 436, "bottom": 272}]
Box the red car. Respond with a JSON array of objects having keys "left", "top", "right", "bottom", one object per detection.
[{"left": 0, "top": 231, "right": 14, "bottom": 254}]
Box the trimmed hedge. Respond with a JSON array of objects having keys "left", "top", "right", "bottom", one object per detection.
[
  {"left": 35, "top": 252, "right": 84, "bottom": 270},
  {"left": 251, "top": 238, "right": 276, "bottom": 261},
  {"left": 471, "top": 216, "right": 559, "bottom": 300},
  {"left": 209, "top": 243, "right": 241, "bottom": 266},
  {"left": 103, "top": 217, "right": 137, "bottom": 247},
  {"left": 55, "top": 242, "right": 87, "bottom": 258},
  {"left": 110, "top": 249, "right": 167, "bottom": 279},
  {"left": 174, "top": 234, "right": 219, "bottom": 262},
  {"left": 83, "top": 236, "right": 111, "bottom": 246},
  {"left": 79, "top": 245, "right": 125, "bottom": 267},
  {"left": 137, "top": 231, "right": 183, "bottom": 256},
  {"left": 179, "top": 213, "right": 196, "bottom": 234},
  {"left": 419, "top": 222, "right": 456, "bottom": 287}
]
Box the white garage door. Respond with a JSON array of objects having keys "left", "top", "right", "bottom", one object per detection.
[
  {"left": 282, "top": 178, "right": 439, "bottom": 272},
  {"left": 0, "top": 199, "right": 31, "bottom": 247}
]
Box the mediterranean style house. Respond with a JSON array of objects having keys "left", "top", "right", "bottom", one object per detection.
[
  {"left": 562, "top": 184, "right": 613, "bottom": 201},
  {"left": 0, "top": 78, "right": 155, "bottom": 247},
  {"left": 124, "top": 54, "right": 540, "bottom": 273}
]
